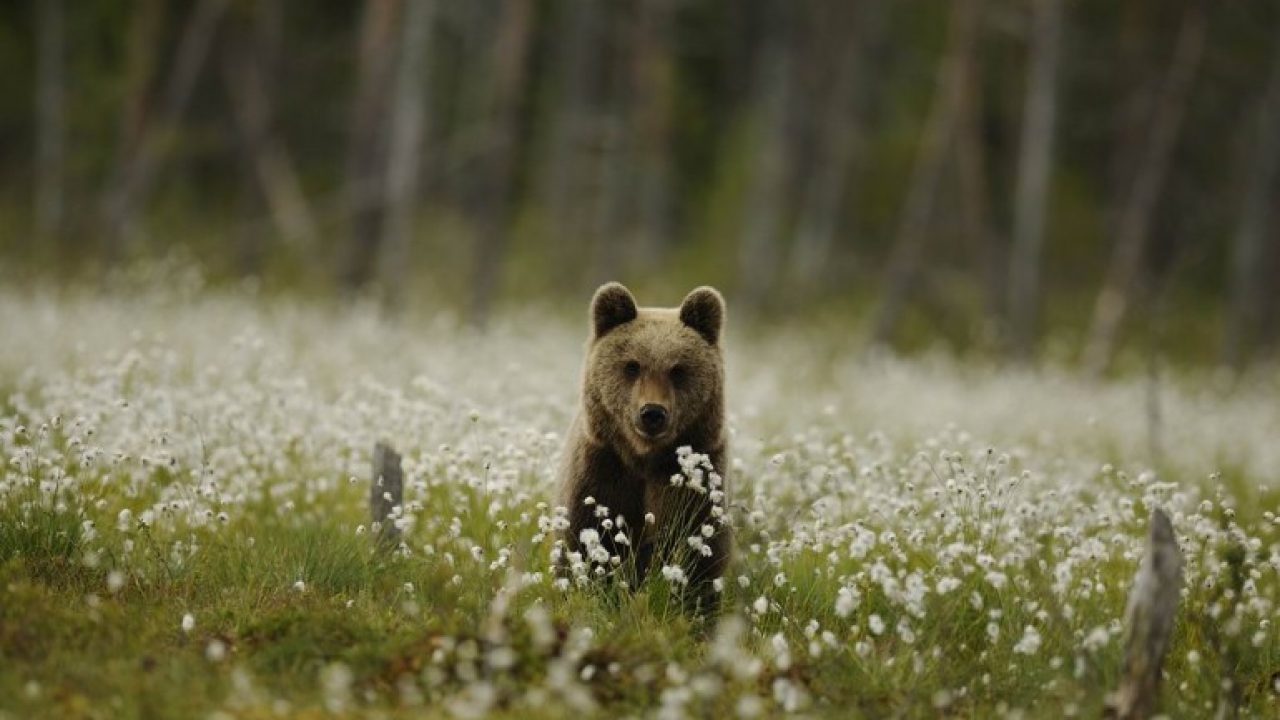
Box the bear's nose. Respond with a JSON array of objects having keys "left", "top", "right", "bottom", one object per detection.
[{"left": 638, "top": 404, "right": 669, "bottom": 436}]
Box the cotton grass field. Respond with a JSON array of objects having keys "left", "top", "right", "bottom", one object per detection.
[{"left": 1, "top": 283, "right": 1278, "bottom": 719}]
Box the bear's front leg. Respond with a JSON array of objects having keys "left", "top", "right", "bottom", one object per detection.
[
  {"left": 648, "top": 483, "right": 731, "bottom": 619},
  {"left": 677, "top": 503, "right": 730, "bottom": 619},
  {"left": 559, "top": 443, "right": 648, "bottom": 587},
  {"left": 687, "top": 524, "right": 731, "bottom": 618}
]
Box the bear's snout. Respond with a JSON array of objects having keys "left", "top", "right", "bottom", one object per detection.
[{"left": 637, "top": 404, "right": 670, "bottom": 437}]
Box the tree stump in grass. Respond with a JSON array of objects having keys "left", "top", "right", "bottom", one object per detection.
[
  {"left": 1106, "top": 508, "right": 1184, "bottom": 720},
  {"left": 371, "top": 442, "right": 403, "bottom": 545}
]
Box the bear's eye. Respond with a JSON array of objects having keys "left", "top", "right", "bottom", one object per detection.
[
  {"left": 670, "top": 365, "right": 687, "bottom": 385},
  {"left": 623, "top": 360, "right": 641, "bottom": 380}
]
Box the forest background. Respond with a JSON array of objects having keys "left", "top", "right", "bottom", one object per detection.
[{"left": 2, "top": 0, "right": 1278, "bottom": 373}]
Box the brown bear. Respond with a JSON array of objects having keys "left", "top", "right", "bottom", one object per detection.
[{"left": 556, "top": 282, "right": 731, "bottom": 615}]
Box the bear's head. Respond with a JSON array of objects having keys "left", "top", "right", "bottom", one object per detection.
[{"left": 581, "top": 282, "right": 726, "bottom": 461}]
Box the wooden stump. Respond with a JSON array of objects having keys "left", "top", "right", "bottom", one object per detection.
[
  {"left": 371, "top": 442, "right": 404, "bottom": 545},
  {"left": 1106, "top": 508, "right": 1184, "bottom": 720}
]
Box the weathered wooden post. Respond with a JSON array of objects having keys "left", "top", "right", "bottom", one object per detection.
[
  {"left": 1105, "top": 508, "right": 1184, "bottom": 720},
  {"left": 371, "top": 442, "right": 404, "bottom": 546}
]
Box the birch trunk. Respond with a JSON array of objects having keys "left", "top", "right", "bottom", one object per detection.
[
  {"left": 340, "top": 0, "right": 402, "bottom": 292},
  {"left": 34, "top": 0, "right": 65, "bottom": 244},
  {"left": 737, "top": 35, "right": 792, "bottom": 314},
  {"left": 788, "top": 1, "right": 883, "bottom": 291},
  {"left": 468, "top": 0, "right": 535, "bottom": 329},
  {"left": 1224, "top": 20, "right": 1280, "bottom": 370},
  {"left": 101, "top": 0, "right": 230, "bottom": 260},
  {"left": 1083, "top": 2, "right": 1205, "bottom": 376},
  {"left": 630, "top": 0, "right": 676, "bottom": 271},
  {"left": 868, "top": 0, "right": 982, "bottom": 347},
  {"left": 221, "top": 18, "right": 318, "bottom": 256},
  {"left": 1008, "top": 0, "right": 1064, "bottom": 359},
  {"left": 378, "top": 0, "right": 436, "bottom": 314}
]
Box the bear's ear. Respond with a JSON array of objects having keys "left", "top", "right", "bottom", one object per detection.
[
  {"left": 679, "top": 286, "right": 725, "bottom": 345},
  {"left": 591, "top": 282, "right": 638, "bottom": 338}
]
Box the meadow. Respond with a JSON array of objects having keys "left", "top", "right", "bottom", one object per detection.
[{"left": 1, "top": 282, "right": 1277, "bottom": 719}]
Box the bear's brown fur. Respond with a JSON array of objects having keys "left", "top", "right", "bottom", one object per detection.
[{"left": 557, "top": 282, "right": 730, "bottom": 614}]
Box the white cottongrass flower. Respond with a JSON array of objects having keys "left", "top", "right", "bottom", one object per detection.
[
  {"left": 1082, "top": 625, "right": 1111, "bottom": 651},
  {"left": 896, "top": 618, "right": 916, "bottom": 645},
  {"left": 772, "top": 677, "right": 808, "bottom": 712},
  {"left": 1013, "top": 625, "right": 1042, "bottom": 655},
  {"left": 770, "top": 633, "right": 791, "bottom": 671},
  {"left": 205, "top": 639, "right": 227, "bottom": 662},
  {"left": 936, "top": 576, "right": 961, "bottom": 594},
  {"left": 835, "top": 586, "right": 859, "bottom": 618},
  {"left": 181, "top": 613, "right": 195, "bottom": 634},
  {"left": 736, "top": 694, "right": 764, "bottom": 718},
  {"left": 320, "top": 662, "right": 353, "bottom": 714},
  {"left": 868, "top": 614, "right": 885, "bottom": 636},
  {"left": 661, "top": 565, "right": 688, "bottom": 586},
  {"left": 752, "top": 596, "right": 769, "bottom": 615}
]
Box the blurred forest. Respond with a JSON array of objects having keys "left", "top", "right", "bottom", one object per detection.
[{"left": 1, "top": 0, "right": 1279, "bottom": 372}]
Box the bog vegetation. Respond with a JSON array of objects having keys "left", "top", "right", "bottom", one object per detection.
[{"left": 1, "top": 282, "right": 1277, "bottom": 718}]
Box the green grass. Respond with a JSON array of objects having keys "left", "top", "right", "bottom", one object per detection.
[{"left": 2, "top": 452, "right": 1277, "bottom": 719}]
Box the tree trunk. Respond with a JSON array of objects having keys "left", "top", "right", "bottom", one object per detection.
[
  {"left": 226, "top": 0, "right": 278, "bottom": 276},
  {"left": 224, "top": 45, "right": 268, "bottom": 278},
  {"left": 99, "top": 0, "right": 164, "bottom": 260},
  {"left": 370, "top": 442, "right": 404, "bottom": 547},
  {"left": 340, "top": 0, "right": 402, "bottom": 293},
  {"left": 788, "top": 1, "right": 883, "bottom": 293},
  {"left": 868, "top": 0, "right": 983, "bottom": 347},
  {"left": 587, "top": 5, "right": 630, "bottom": 288},
  {"left": 378, "top": 0, "right": 436, "bottom": 314},
  {"left": 1263, "top": 249, "right": 1280, "bottom": 358},
  {"left": 1105, "top": 509, "right": 1184, "bottom": 720},
  {"left": 1223, "top": 21, "right": 1280, "bottom": 370},
  {"left": 1083, "top": 1, "right": 1206, "bottom": 377},
  {"left": 221, "top": 5, "right": 318, "bottom": 258},
  {"left": 541, "top": 0, "right": 605, "bottom": 266},
  {"left": 737, "top": 5, "right": 795, "bottom": 315},
  {"left": 629, "top": 0, "right": 676, "bottom": 272},
  {"left": 1008, "top": 0, "right": 1064, "bottom": 360},
  {"left": 100, "top": 0, "right": 230, "bottom": 261},
  {"left": 953, "top": 5, "right": 997, "bottom": 329},
  {"left": 34, "top": 0, "right": 65, "bottom": 246},
  {"left": 468, "top": 0, "right": 536, "bottom": 329}
]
